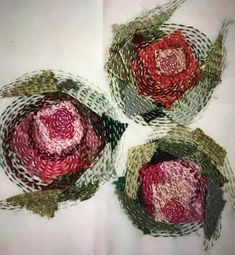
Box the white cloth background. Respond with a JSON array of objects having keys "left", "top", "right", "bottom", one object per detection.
[{"left": 0, "top": 0, "right": 235, "bottom": 254}]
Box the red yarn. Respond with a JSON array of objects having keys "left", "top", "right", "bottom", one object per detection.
[
  {"left": 139, "top": 163, "right": 166, "bottom": 213},
  {"left": 139, "top": 160, "right": 207, "bottom": 224},
  {"left": 162, "top": 198, "right": 185, "bottom": 224},
  {"left": 131, "top": 30, "right": 201, "bottom": 109},
  {"left": 39, "top": 106, "right": 76, "bottom": 139}
]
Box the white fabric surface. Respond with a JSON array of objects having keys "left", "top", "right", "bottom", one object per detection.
[{"left": 0, "top": 0, "right": 235, "bottom": 254}]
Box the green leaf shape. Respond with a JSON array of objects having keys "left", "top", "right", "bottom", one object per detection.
[
  {"left": 111, "top": 0, "right": 185, "bottom": 45},
  {"left": 109, "top": 79, "right": 172, "bottom": 128},
  {"left": 202, "top": 21, "right": 232, "bottom": 80},
  {"left": 59, "top": 182, "right": 100, "bottom": 202},
  {"left": 203, "top": 179, "right": 226, "bottom": 245},
  {"left": 75, "top": 144, "right": 116, "bottom": 188},
  {"left": 6, "top": 189, "right": 63, "bottom": 218},
  {"left": 156, "top": 127, "right": 228, "bottom": 186},
  {"left": 4, "top": 181, "right": 100, "bottom": 218},
  {"left": 167, "top": 22, "right": 231, "bottom": 125},
  {"left": 59, "top": 79, "right": 118, "bottom": 119},
  {"left": 158, "top": 126, "right": 197, "bottom": 158},
  {"left": 1, "top": 70, "right": 58, "bottom": 97},
  {"left": 166, "top": 77, "right": 217, "bottom": 125},
  {"left": 125, "top": 142, "right": 158, "bottom": 199},
  {"left": 192, "top": 128, "right": 226, "bottom": 166},
  {"left": 101, "top": 114, "right": 128, "bottom": 151},
  {"left": 218, "top": 159, "right": 235, "bottom": 208},
  {"left": 121, "top": 82, "right": 159, "bottom": 117}
]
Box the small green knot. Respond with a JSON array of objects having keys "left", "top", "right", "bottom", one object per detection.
[{"left": 113, "top": 177, "right": 126, "bottom": 192}]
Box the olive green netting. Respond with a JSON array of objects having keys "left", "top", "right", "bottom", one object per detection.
[
  {"left": 0, "top": 182, "right": 100, "bottom": 218},
  {"left": 0, "top": 70, "right": 128, "bottom": 218},
  {"left": 203, "top": 179, "right": 226, "bottom": 249},
  {"left": 0, "top": 70, "right": 58, "bottom": 97}
]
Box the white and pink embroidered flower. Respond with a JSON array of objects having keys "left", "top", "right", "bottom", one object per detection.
[
  {"left": 10, "top": 99, "right": 104, "bottom": 183},
  {"left": 155, "top": 48, "right": 186, "bottom": 76},
  {"left": 139, "top": 159, "right": 207, "bottom": 224},
  {"left": 33, "top": 101, "right": 84, "bottom": 155}
]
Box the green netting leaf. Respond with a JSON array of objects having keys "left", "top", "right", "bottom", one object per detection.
[
  {"left": 6, "top": 189, "right": 63, "bottom": 218},
  {"left": 0, "top": 70, "right": 58, "bottom": 97},
  {"left": 203, "top": 179, "right": 226, "bottom": 245}
]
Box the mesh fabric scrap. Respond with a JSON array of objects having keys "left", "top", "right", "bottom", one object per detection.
[
  {"left": 105, "top": 0, "right": 231, "bottom": 126},
  {"left": 0, "top": 70, "right": 128, "bottom": 218},
  {"left": 114, "top": 126, "right": 235, "bottom": 249}
]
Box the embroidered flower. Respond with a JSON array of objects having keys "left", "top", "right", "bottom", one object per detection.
[
  {"left": 161, "top": 198, "right": 185, "bottom": 224},
  {"left": 9, "top": 98, "right": 104, "bottom": 183},
  {"left": 131, "top": 31, "right": 201, "bottom": 109},
  {"left": 114, "top": 125, "right": 232, "bottom": 245},
  {"left": 32, "top": 101, "right": 85, "bottom": 154},
  {"left": 139, "top": 160, "right": 207, "bottom": 224},
  {"left": 106, "top": 0, "right": 229, "bottom": 126},
  {"left": 0, "top": 70, "right": 128, "bottom": 218}
]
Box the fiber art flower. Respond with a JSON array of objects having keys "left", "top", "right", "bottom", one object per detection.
[
  {"left": 139, "top": 160, "right": 207, "bottom": 224},
  {"left": 131, "top": 30, "right": 201, "bottom": 109},
  {"left": 114, "top": 126, "right": 235, "bottom": 248},
  {"left": 106, "top": 0, "right": 230, "bottom": 126},
  {"left": 9, "top": 99, "right": 104, "bottom": 183},
  {"left": 0, "top": 70, "right": 127, "bottom": 217}
]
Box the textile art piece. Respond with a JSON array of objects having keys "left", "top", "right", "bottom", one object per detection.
[
  {"left": 0, "top": 70, "right": 127, "bottom": 218},
  {"left": 105, "top": 0, "right": 231, "bottom": 126},
  {"left": 114, "top": 126, "right": 235, "bottom": 248}
]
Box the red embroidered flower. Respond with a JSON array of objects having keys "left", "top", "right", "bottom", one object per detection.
[
  {"left": 10, "top": 99, "right": 104, "bottom": 183},
  {"left": 32, "top": 101, "right": 84, "bottom": 155},
  {"left": 39, "top": 105, "right": 78, "bottom": 139},
  {"left": 162, "top": 198, "right": 185, "bottom": 224},
  {"left": 139, "top": 160, "right": 207, "bottom": 224},
  {"left": 131, "top": 31, "right": 201, "bottom": 109}
]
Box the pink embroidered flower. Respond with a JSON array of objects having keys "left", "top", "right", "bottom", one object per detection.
[
  {"left": 162, "top": 198, "right": 185, "bottom": 224},
  {"left": 139, "top": 160, "right": 207, "bottom": 224},
  {"left": 10, "top": 99, "right": 104, "bottom": 183},
  {"left": 131, "top": 31, "right": 201, "bottom": 109},
  {"left": 32, "top": 101, "right": 84, "bottom": 155}
]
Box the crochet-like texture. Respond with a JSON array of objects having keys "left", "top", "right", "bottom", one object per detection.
[
  {"left": 114, "top": 126, "right": 235, "bottom": 248},
  {"left": 0, "top": 2, "right": 234, "bottom": 253},
  {"left": 105, "top": 0, "right": 230, "bottom": 126},
  {"left": 0, "top": 70, "right": 127, "bottom": 217}
]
